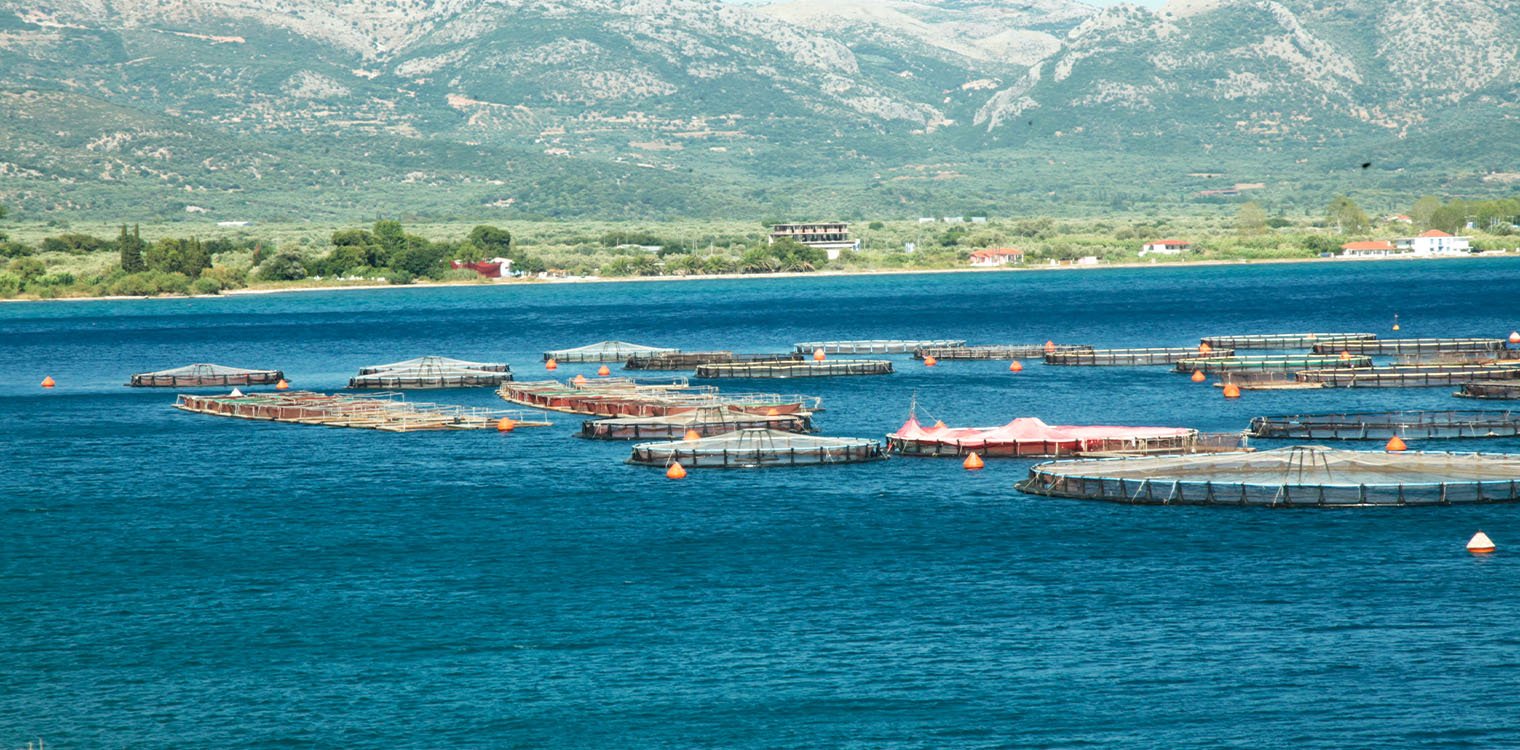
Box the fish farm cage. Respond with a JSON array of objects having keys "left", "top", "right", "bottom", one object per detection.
[
  {"left": 581, "top": 405, "right": 813, "bottom": 440},
  {"left": 1016, "top": 446, "right": 1520, "bottom": 507},
  {"left": 1249, "top": 410, "right": 1520, "bottom": 440},
  {"left": 544, "top": 341, "right": 677, "bottom": 363},
  {"left": 348, "top": 356, "right": 513, "bottom": 389},
  {"left": 499, "top": 379, "right": 821, "bottom": 418},
  {"left": 628, "top": 429, "right": 885, "bottom": 468},
  {"left": 794, "top": 340, "right": 966, "bottom": 355},
  {"left": 1457, "top": 383, "right": 1520, "bottom": 400},
  {"left": 912, "top": 344, "right": 1094, "bottom": 360},
  {"left": 1199, "top": 333, "right": 1377, "bottom": 350},
  {"left": 175, "top": 391, "right": 550, "bottom": 432},
  {"left": 695, "top": 360, "right": 893, "bottom": 378},
  {"left": 128, "top": 363, "right": 285, "bottom": 388},
  {"left": 1045, "top": 347, "right": 1234, "bottom": 366},
  {"left": 1295, "top": 364, "right": 1520, "bottom": 388},
  {"left": 624, "top": 352, "right": 800, "bottom": 370},
  {"left": 1175, "top": 354, "right": 1372, "bottom": 374},
  {"left": 1212, "top": 372, "right": 1325, "bottom": 390},
  {"left": 355, "top": 356, "right": 510, "bottom": 375},
  {"left": 886, "top": 416, "right": 1243, "bottom": 458},
  {"left": 1313, "top": 338, "right": 1509, "bottom": 355}
]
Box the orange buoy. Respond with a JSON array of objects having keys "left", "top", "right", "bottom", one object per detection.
[
  {"left": 813, "top": 348, "right": 826, "bottom": 362},
  {"left": 1385, "top": 435, "right": 1407, "bottom": 452},
  {"left": 665, "top": 461, "right": 687, "bottom": 480},
  {"left": 1199, "top": 342, "right": 1213, "bottom": 354},
  {"left": 546, "top": 358, "right": 559, "bottom": 370},
  {"left": 923, "top": 355, "right": 938, "bottom": 367},
  {"left": 40, "top": 376, "right": 55, "bottom": 388},
  {"left": 1009, "top": 360, "right": 1023, "bottom": 373},
  {"left": 1043, "top": 340, "right": 1056, "bottom": 353},
  {"left": 496, "top": 417, "right": 516, "bottom": 432},
  {"left": 1509, "top": 331, "right": 1520, "bottom": 345},
  {"left": 1339, "top": 350, "right": 1352, "bottom": 361},
  {"left": 683, "top": 429, "right": 701, "bottom": 441},
  {"left": 1467, "top": 531, "right": 1496, "bottom": 554},
  {"left": 275, "top": 379, "right": 290, "bottom": 390},
  {"left": 766, "top": 407, "right": 779, "bottom": 416},
  {"left": 932, "top": 420, "right": 946, "bottom": 429},
  {"left": 1222, "top": 383, "right": 1241, "bottom": 399},
  {"left": 963, "top": 452, "right": 985, "bottom": 471},
  {"left": 572, "top": 374, "right": 588, "bottom": 386},
  {"left": 1306, "top": 333, "right": 1317, "bottom": 340},
  {"left": 597, "top": 365, "right": 611, "bottom": 377},
  {"left": 1190, "top": 370, "right": 1206, "bottom": 383},
  {"left": 1392, "top": 314, "right": 1401, "bottom": 332}
]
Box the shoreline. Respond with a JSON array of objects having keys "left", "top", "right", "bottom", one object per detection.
[{"left": 4, "top": 252, "right": 1514, "bottom": 304}]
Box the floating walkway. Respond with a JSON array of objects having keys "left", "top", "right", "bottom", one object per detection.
[
  {"left": 912, "top": 344, "right": 1093, "bottom": 360},
  {"left": 175, "top": 391, "right": 549, "bottom": 432},
  {"left": 1046, "top": 347, "right": 1234, "bottom": 366},
  {"left": 1296, "top": 364, "right": 1520, "bottom": 388},
  {"left": 1249, "top": 410, "right": 1520, "bottom": 440},
  {"left": 1313, "top": 338, "right": 1508, "bottom": 355},
  {"left": 1176, "top": 354, "right": 1372, "bottom": 374},
  {"left": 886, "top": 416, "right": 1240, "bottom": 458},
  {"left": 1457, "top": 383, "right": 1520, "bottom": 400},
  {"left": 624, "top": 352, "right": 799, "bottom": 370},
  {"left": 129, "top": 363, "right": 284, "bottom": 388},
  {"left": 1199, "top": 333, "right": 1376, "bottom": 350},
  {"left": 1016, "top": 445, "right": 1520, "bottom": 507},
  {"left": 696, "top": 360, "right": 893, "bottom": 378},
  {"left": 544, "top": 341, "right": 677, "bottom": 363},
  {"left": 581, "top": 405, "right": 812, "bottom": 440},
  {"left": 795, "top": 339, "right": 965, "bottom": 355},
  {"left": 348, "top": 356, "right": 512, "bottom": 389},
  {"left": 629, "top": 429, "right": 884, "bottom": 468},
  {"left": 498, "top": 379, "right": 820, "bottom": 418}
]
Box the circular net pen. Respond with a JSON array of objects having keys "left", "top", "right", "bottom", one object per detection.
[
  {"left": 795, "top": 340, "right": 965, "bottom": 355},
  {"left": 1249, "top": 410, "right": 1520, "bottom": 440},
  {"left": 348, "top": 359, "right": 513, "bottom": 389},
  {"left": 129, "top": 363, "right": 285, "bottom": 387},
  {"left": 582, "top": 406, "right": 813, "bottom": 440},
  {"left": 629, "top": 429, "right": 885, "bottom": 468},
  {"left": 356, "top": 356, "right": 510, "bottom": 375},
  {"left": 695, "top": 360, "right": 893, "bottom": 378},
  {"left": 1200, "top": 333, "right": 1377, "bottom": 350},
  {"left": 1016, "top": 446, "right": 1520, "bottom": 507},
  {"left": 913, "top": 344, "right": 1093, "bottom": 360},
  {"left": 1296, "top": 364, "right": 1520, "bottom": 388},
  {"left": 1176, "top": 354, "right": 1372, "bottom": 374},
  {"left": 544, "top": 341, "right": 677, "bottom": 363},
  {"left": 1313, "top": 338, "right": 1509, "bottom": 356},
  {"left": 1046, "top": 347, "right": 1233, "bottom": 366},
  {"left": 624, "top": 352, "right": 800, "bottom": 370},
  {"left": 1458, "top": 383, "right": 1520, "bottom": 400}
]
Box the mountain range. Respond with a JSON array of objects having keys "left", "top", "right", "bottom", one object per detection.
[{"left": 0, "top": 0, "right": 1516, "bottom": 221}]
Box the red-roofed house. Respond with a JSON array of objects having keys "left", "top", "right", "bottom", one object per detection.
[
  {"left": 1140, "top": 239, "right": 1192, "bottom": 256},
  {"left": 969, "top": 248, "right": 1025, "bottom": 267},
  {"left": 1395, "top": 230, "right": 1471, "bottom": 255},
  {"left": 1340, "top": 240, "right": 1400, "bottom": 258},
  {"left": 451, "top": 257, "right": 514, "bottom": 278}
]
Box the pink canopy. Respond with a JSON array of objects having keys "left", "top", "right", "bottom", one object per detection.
[{"left": 890, "top": 416, "right": 1193, "bottom": 448}]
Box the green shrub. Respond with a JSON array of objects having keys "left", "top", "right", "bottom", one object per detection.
[{"left": 0, "top": 272, "right": 21, "bottom": 297}]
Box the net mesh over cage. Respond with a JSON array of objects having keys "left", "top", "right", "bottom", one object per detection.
[
  {"left": 1176, "top": 354, "right": 1373, "bottom": 374},
  {"left": 913, "top": 344, "right": 1094, "bottom": 360},
  {"left": 1459, "top": 383, "right": 1520, "bottom": 400},
  {"left": 1296, "top": 364, "right": 1520, "bottom": 388},
  {"left": 695, "top": 360, "right": 893, "bottom": 378},
  {"left": 1249, "top": 410, "right": 1520, "bottom": 440},
  {"left": 129, "top": 363, "right": 285, "bottom": 387},
  {"left": 629, "top": 429, "right": 884, "bottom": 468},
  {"left": 543, "top": 341, "right": 677, "bottom": 362},
  {"left": 348, "top": 356, "right": 513, "bottom": 389},
  {"left": 581, "top": 405, "right": 813, "bottom": 440},
  {"left": 356, "top": 356, "right": 510, "bottom": 375},
  {"left": 794, "top": 340, "right": 965, "bottom": 354},
  {"left": 1314, "top": 338, "right": 1509, "bottom": 355},
  {"left": 500, "top": 379, "right": 821, "bottom": 418},
  {"left": 1199, "top": 333, "right": 1377, "bottom": 350},
  {"left": 1045, "top": 347, "right": 1235, "bottom": 366},
  {"left": 176, "top": 391, "right": 549, "bottom": 432},
  {"left": 624, "top": 352, "right": 800, "bottom": 370},
  {"left": 1017, "top": 446, "right": 1520, "bottom": 507},
  {"left": 887, "top": 415, "right": 1217, "bottom": 457}
]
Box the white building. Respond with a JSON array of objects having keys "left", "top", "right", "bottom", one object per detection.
[
  {"left": 1395, "top": 230, "right": 1471, "bottom": 255},
  {"left": 1140, "top": 239, "right": 1192, "bottom": 256},
  {"left": 1341, "top": 241, "right": 1402, "bottom": 258}
]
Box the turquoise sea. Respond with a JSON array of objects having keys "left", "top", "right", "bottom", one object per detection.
[{"left": 4, "top": 260, "right": 1520, "bottom": 747}]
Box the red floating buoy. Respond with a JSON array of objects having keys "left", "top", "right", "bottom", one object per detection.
[
  {"left": 963, "top": 452, "right": 985, "bottom": 471},
  {"left": 40, "top": 376, "right": 55, "bottom": 388},
  {"left": 1222, "top": 383, "right": 1241, "bottom": 399},
  {"left": 923, "top": 355, "right": 937, "bottom": 367},
  {"left": 1468, "top": 531, "right": 1496, "bottom": 554},
  {"left": 1043, "top": 340, "right": 1056, "bottom": 353},
  {"left": 1509, "top": 331, "right": 1520, "bottom": 345},
  {"left": 1190, "top": 370, "right": 1206, "bottom": 383},
  {"left": 546, "top": 358, "right": 559, "bottom": 370},
  {"left": 1386, "top": 435, "right": 1407, "bottom": 452},
  {"left": 275, "top": 379, "right": 290, "bottom": 390},
  {"left": 666, "top": 461, "right": 687, "bottom": 480},
  {"left": 573, "top": 374, "right": 588, "bottom": 386},
  {"left": 597, "top": 365, "right": 611, "bottom": 377},
  {"left": 813, "top": 348, "right": 826, "bottom": 362},
  {"left": 496, "top": 417, "right": 516, "bottom": 432},
  {"left": 1009, "top": 360, "right": 1023, "bottom": 373}
]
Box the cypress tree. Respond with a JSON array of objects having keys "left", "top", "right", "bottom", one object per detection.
[{"left": 119, "top": 224, "right": 146, "bottom": 272}]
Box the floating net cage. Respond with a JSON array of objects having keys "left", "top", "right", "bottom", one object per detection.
[
  {"left": 581, "top": 405, "right": 813, "bottom": 440},
  {"left": 1200, "top": 333, "right": 1377, "bottom": 350},
  {"left": 1213, "top": 371, "right": 1326, "bottom": 390},
  {"left": 499, "top": 379, "right": 822, "bottom": 418},
  {"left": 624, "top": 352, "right": 800, "bottom": 370},
  {"left": 129, "top": 363, "right": 284, "bottom": 387},
  {"left": 696, "top": 360, "right": 893, "bottom": 378},
  {"left": 1045, "top": 347, "right": 1234, "bottom": 366},
  {"left": 1393, "top": 349, "right": 1520, "bottom": 366},
  {"left": 1296, "top": 364, "right": 1520, "bottom": 388},
  {"left": 176, "top": 391, "right": 550, "bottom": 432},
  {"left": 795, "top": 339, "right": 965, "bottom": 355},
  {"left": 1176, "top": 354, "right": 1372, "bottom": 374},
  {"left": 1016, "top": 446, "right": 1520, "bottom": 507},
  {"left": 887, "top": 416, "right": 1243, "bottom": 458},
  {"left": 1314, "top": 338, "right": 1509, "bottom": 356},
  {"left": 356, "top": 356, "right": 510, "bottom": 375},
  {"left": 544, "top": 341, "right": 677, "bottom": 363},
  {"left": 629, "top": 429, "right": 885, "bottom": 468},
  {"left": 348, "top": 356, "right": 513, "bottom": 389},
  {"left": 913, "top": 344, "right": 1094, "bottom": 360},
  {"left": 1250, "top": 410, "right": 1520, "bottom": 440},
  {"left": 1458, "top": 383, "right": 1520, "bottom": 400}
]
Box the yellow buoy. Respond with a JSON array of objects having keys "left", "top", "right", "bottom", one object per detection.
[
  {"left": 275, "top": 379, "right": 290, "bottom": 390},
  {"left": 1009, "top": 360, "right": 1023, "bottom": 373},
  {"left": 496, "top": 417, "right": 516, "bottom": 432},
  {"left": 597, "top": 365, "right": 611, "bottom": 377},
  {"left": 923, "top": 355, "right": 937, "bottom": 367},
  {"left": 1467, "top": 531, "right": 1496, "bottom": 554},
  {"left": 1190, "top": 370, "right": 1206, "bottom": 383},
  {"left": 1222, "top": 383, "right": 1241, "bottom": 399},
  {"left": 40, "top": 376, "right": 55, "bottom": 388},
  {"left": 666, "top": 461, "right": 687, "bottom": 480},
  {"left": 963, "top": 452, "right": 985, "bottom": 471},
  {"left": 813, "top": 348, "right": 826, "bottom": 362},
  {"left": 1385, "top": 435, "right": 1407, "bottom": 452},
  {"left": 683, "top": 429, "right": 701, "bottom": 441},
  {"left": 546, "top": 358, "right": 559, "bottom": 370}
]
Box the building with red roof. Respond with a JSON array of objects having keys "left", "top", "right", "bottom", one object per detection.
[
  {"left": 968, "top": 248, "right": 1025, "bottom": 267},
  {"left": 1395, "top": 230, "right": 1471, "bottom": 255}
]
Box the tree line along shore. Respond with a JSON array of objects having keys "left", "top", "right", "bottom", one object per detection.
[{"left": 0, "top": 195, "right": 1516, "bottom": 300}]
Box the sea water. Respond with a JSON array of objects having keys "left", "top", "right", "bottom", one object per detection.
[{"left": 4, "top": 260, "right": 1520, "bottom": 747}]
